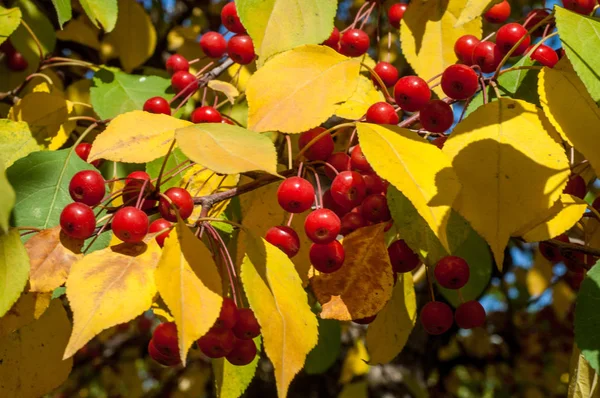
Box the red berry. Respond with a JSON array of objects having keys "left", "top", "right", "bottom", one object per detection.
[
  {"left": 323, "top": 27, "right": 340, "bottom": 48},
  {"left": 394, "top": 76, "right": 431, "bottom": 112},
  {"left": 265, "top": 225, "right": 300, "bottom": 258},
  {"left": 152, "top": 322, "right": 179, "bottom": 357},
  {"left": 148, "top": 340, "right": 180, "bottom": 366},
  {"left": 226, "top": 338, "right": 257, "bottom": 366},
  {"left": 388, "top": 239, "right": 420, "bottom": 273},
  {"left": 112, "top": 206, "right": 149, "bottom": 243},
  {"left": 472, "top": 41, "right": 503, "bottom": 73},
  {"left": 339, "top": 29, "right": 370, "bottom": 57},
  {"left": 166, "top": 54, "right": 189, "bottom": 74},
  {"left": 75, "top": 143, "right": 92, "bottom": 162},
  {"left": 564, "top": 175, "right": 586, "bottom": 199},
  {"left": 123, "top": 171, "right": 156, "bottom": 210},
  {"left": 524, "top": 9, "right": 553, "bottom": 37},
  {"left": 228, "top": 34, "right": 255, "bottom": 65},
  {"left": 366, "top": 102, "right": 400, "bottom": 124},
  {"left": 159, "top": 187, "right": 194, "bottom": 221},
  {"left": 149, "top": 218, "right": 172, "bottom": 247},
  {"left": 454, "top": 35, "right": 480, "bottom": 65},
  {"left": 171, "top": 71, "right": 198, "bottom": 96},
  {"left": 191, "top": 106, "right": 222, "bottom": 123},
  {"left": 434, "top": 256, "right": 470, "bottom": 289},
  {"left": 310, "top": 240, "right": 345, "bottom": 273},
  {"left": 216, "top": 297, "right": 238, "bottom": 329},
  {"left": 388, "top": 3, "right": 408, "bottom": 29},
  {"left": 233, "top": 309, "right": 260, "bottom": 340},
  {"left": 431, "top": 136, "right": 447, "bottom": 149},
  {"left": 277, "top": 177, "right": 315, "bottom": 213},
  {"left": 304, "top": 209, "right": 341, "bottom": 244},
  {"left": 483, "top": 0, "right": 510, "bottom": 24},
  {"left": 69, "top": 170, "right": 105, "bottom": 206},
  {"left": 350, "top": 145, "right": 373, "bottom": 172},
  {"left": 362, "top": 172, "right": 386, "bottom": 195},
  {"left": 340, "top": 211, "right": 366, "bottom": 235},
  {"left": 322, "top": 189, "right": 352, "bottom": 217},
  {"left": 199, "top": 31, "right": 227, "bottom": 58},
  {"left": 7, "top": 51, "right": 28, "bottom": 71},
  {"left": 60, "top": 202, "right": 96, "bottom": 239},
  {"left": 496, "top": 23, "right": 530, "bottom": 56},
  {"left": 298, "top": 127, "right": 334, "bottom": 161},
  {"left": 563, "top": 0, "right": 596, "bottom": 15},
  {"left": 197, "top": 327, "right": 236, "bottom": 358},
  {"left": 324, "top": 152, "right": 351, "bottom": 180},
  {"left": 528, "top": 44, "right": 559, "bottom": 68},
  {"left": 221, "top": 2, "right": 246, "bottom": 34},
  {"left": 361, "top": 194, "right": 391, "bottom": 223},
  {"left": 420, "top": 301, "right": 454, "bottom": 335},
  {"left": 373, "top": 61, "right": 399, "bottom": 87},
  {"left": 331, "top": 171, "right": 367, "bottom": 209},
  {"left": 539, "top": 233, "right": 569, "bottom": 263},
  {"left": 419, "top": 100, "right": 454, "bottom": 133},
  {"left": 455, "top": 301, "right": 486, "bottom": 329},
  {"left": 143, "top": 96, "right": 171, "bottom": 115},
  {"left": 441, "top": 64, "right": 479, "bottom": 100}
]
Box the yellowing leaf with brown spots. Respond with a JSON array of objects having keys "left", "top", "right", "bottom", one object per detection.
[
  {"left": 180, "top": 165, "right": 239, "bottom": 221},
  {"left": 63, "top": 237, "right": 162, "bottom": 358},
  {"left": 0, "top": 299, "right": 73, "bottom": 397},
  {"left": 443, "top": 99, "right": 569, "bottom": 269},
  {"left": 311, "top": 223, "right": 395, "bottom": 320},
  {"left": 335, "top": 75, "right": 386, "bottom": 120},
  {"left": 241, "top": 234, "right": 318, "bottom": 398},
  {"left": 155, "top": 219, "right": 223, "bottom": 364},
  {"left": 25, "top": 226, "right": 83, "bottom": 293},
  {"left": 88, "top": 110, "right": 192, "bottom": 164}
]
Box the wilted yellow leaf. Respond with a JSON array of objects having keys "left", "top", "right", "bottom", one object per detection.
[
  {"left": 443, "top": 99, "right": 569, "bottom": 269},
  {"left": 56, "top": 15, "right": 101, "bottom": 50},
  {"left": 539, "top": 59, "right": 600, "bottom": 177},
  {"left": 63, "top": 237, "right": 162, "bottom": 358},
  {"left": 241, "top": 235, "right": 318, "bottom": 397},
  {"left": 357, "top": 122, "right": 460, "bottom": 252},
  {"left": 311, "top": 224, "right": 395, "bottom": 320},
  {"left": 208, "top": 80, "right": 240, "bottom": 104},
  {"left": 527, "top": 250, "right": 553, "bottom": 297},
  {"left": 247, "top": 45, "right": 361, "bottom": 133},
  {"left": 89, "top": 110, "right": 192, "bottom": 163},
  {"left": 339, "top": 339, "right": 370, "bottom": 384},
  {"left": 181, "top": 165, "right": 239, "bottom": 220},
  {"left": 455, "top": 0, "right": 501, "bottom": 27},
  {"left": 335, "top": 75, "right": 386, "bottom": 120},
  {"left": 0, "top": 229, "right": 30, "bottom": 318},
  {"left": 568, "top": 344, "right": 600, "bottom": 398},
  {"left": 155, "top": 219, "right": 223, "bottom": 363},
  {"left": 0, "top": 299, "right": 73, "bottom": 397}
]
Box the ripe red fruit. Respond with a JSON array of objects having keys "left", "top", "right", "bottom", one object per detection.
[
  {"left": 388, "top": 239, "right": 420, "bottom": 273},
  {"left": 221, "top": 2, "right": 246, "bottom": 34},
  {"left": 564, "top": 175, "right": 587, "bottom": 199},
  {"left": 434, "top": 256, "right": 470, "bottom": 289},
  {"left": 528, "top": 44, "right": 559, "bottom": 68},
  {"left": 431, "top": 135, "right": 447, "bottom": 149},
  {"left": 373, "top": 61, "right": 399, "bottom": 87},
  {"left": 191, "top": 106, "right": 222, "bottom": 123},
  {"left": 265, "top": 225, "right": 300, "bottom": 258},
  {"left": 7, "top": 51, "right": 28, "bottom": 71},
  {"left": 362, "top": 172, "right": 386, "bottom": 195},
  {"left": 563, "top": 0, "right": 596, "bottom": 15},
  {"left": 75, "top": 143, "right": 92, "bottom": 162},
  {"left": 197, "top": 327, "right": 236, "bottom": 358},
  {"left": 539, "top": 233, "right": 569, "bottom": 263},
  {"left": 298, "top": 127, "right": 335, "bottom": 161},
  {"left": 339, "top": 29, "right": 370, "bottom": 57},
  {"left": 441, "top": 64, "right": 479, "bottom": 100},
  {"left": 483, "top": 0, "right": 510, "bottom": 24},
  {"left": 165, "top": 54, "right": 189, "bottom": 74},
  {"left": 149, "top": 218, "right": 172, "bottom": 247},
  {"left": 455, "top": 300, "right": 486, "bottom": 329},
  {"left": 310, "top": 240, "right": 345, "bottom": 273},
  {"left": 350, "top": 145, "right": 373, "bottom": 172},
  {"left": 366, "top": 102, "right": 400, "bottom": 124},
  {"left": 69, "top": 170, "right": 105, "bottom": 206},
  {"left": 496, "top": 23, "right": 530, "bottom": 56},
  {"left": 233, "top": 309, "right": 260, "bottom": 340},
  {"left": 394, "top": 76, "right": 431, "bottom": 112},
  {"left": 340, "top": 211, "right": 366, "bottom": 235},
  {"left": 454, "top": 35, "right": 480, "bottom": 65},
  {"left": 171, "top": 71, "right": 198, "bottom": 96},
  {"left": 322, "top": 189, "right": 352, "bottom": 217},
  {"left": 152, "top": 322, "right": 179, "bottom": 357},
  {"left": 159, "top": 187, "right": 194, "bottom": 221},
  {"left": 148, "top": 340, "right": 180, "bottom": 366},
  {"left": 228, "top": 34, "right": 255, "bottom": 65},
  {"left": 388, "top": 3, "right": 408, "bottom": 29},
  {"left": 523, "top": 9, "right": 553, "bottom": 37},
  {"left": 419, "top": 100, "right": 454, "bottom": 133},
  {"left": 143, "top": 96, "right": 171, "bottom": 115},
  {"left": 304, "top": 208, "right": 341, "bottom": 244},
  {"left": 323, "top": 27, "right": 340, "bottom": 48},
  {"left": 331, "top": 171, "right": 367, "bottom": 209},
  {"left": 226, "top": 338, "right": 257, "bottom": 366},
  {"left": 112, "top": 206, "right": 149, "bottom": 243},
  {"left": 361, "top": 194, "right": 391, "bottom": 223},
  {"left": 216, "top": 298, "right": 239, "bottom": 329},
  {"left": 199, "top": 31, "right": 227, "bottom": 58},
  {"left": 324, "top": 152, "right": 351, "bottom": 180},
  {"left": 277, "top": 177, "right": 315, "bottom": 213},
  {"left": 420, "top": 301, "right": 454, "bottom": 335},
  {"left": 60, "top": 202, "right": 96, "bottom": 239},
  {"left": 472, "top": 41, "right": 503, "bottom": 73},
  {"left": 123, "top": 171, "right": 156, "bottom": 210}
]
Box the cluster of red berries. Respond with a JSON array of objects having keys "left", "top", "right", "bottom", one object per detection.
[{"left": 0, "top": 40, "right": 28, "bottom": 71}]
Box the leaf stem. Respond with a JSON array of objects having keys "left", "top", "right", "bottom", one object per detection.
[
  {"left": 295, "top": 122, "right": 356, "bottom": 160},
  {"left": 20, "top": 19, "right": 43, "bottom": 61}
]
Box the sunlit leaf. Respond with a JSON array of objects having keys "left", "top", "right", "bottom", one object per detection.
[
  {"left": 51, "top": 0, "right": 72, "bottom": 28},
  {"left": 213, "top": 338, "right": 261, "bottom": 398},
  {"left": 207, "top": 80, "right": 240, "bottom": 104},
  {"left": 339, "top": 339, "right": 369, "bottom": 384},
  {"left": 335, "top": 75, "right": 386, "bottom": 120},
  {"left": 0, "top": 6, "right": 21, "bottom": 46},
  {"left": 0, "top": 119, "right": 42, "bottom": 169},
  {"left": 0, "top": 230, "right": 29, "bottom": 318},
  {"left": 455, "top": 0, "right": 501, "bottom": 27},
  {"left": 0, "top": 165, "right": 15, "bottom": 234},
  {"left": 79, "top": 0, "right": 118, "bottom": 32}
]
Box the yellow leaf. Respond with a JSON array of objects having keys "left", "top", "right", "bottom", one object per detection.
[
  {"left": 155, "top": 219, "right": 223, "bottom": 363},
  {"left": 66, "top": 78, "right": 97, "bottom": 118},
  {"left": 180, "top": 165, "right": 239, "bottom": 220},
  {"left": 0, "top": 119, "right": 42, "bottom": 169},
  {"left": 338, "top": 381, "right": 369, "bottom": 398},
  {"left": 357, "top": 122, "right": 460, "bottom": 252},
  {"left": 400, "top": 0, "right": 482, "bottom": 97},
  {"left": 443, "top": 99, "right": 569, "bottom": 269},
  {"left": 539, "top": 58, "right": 600, "bottom": 177},
  {"left": 56, "top": 15, "right": 102, "bottom": 50},
  {"left": 208, "top": 80, "right": 240, "bottom": 104},
  {"left": 311, "top": 224, "right": 395, "bottom": 321},
  {"left": 552, "top": 281, "right": 575, "bottom": 321},
  {"left": 175, "top": 123, "right": 279, "bottom": 175},
  {"left": 241, "top": 234, "right": 318, "bottom": 397},
  {"left": 63, "top": 237, "right": 162, "bottom": 358},
  {"left": 0, "top": 299, "right": 73, "bottom": 397},
  {"left": 335, "top": 75, "right": 386, "bottom": 120},
  {"left": 0, "top": 293, "right": 39, "bottom": 338},
  {"left": 339, "top": 339, "right": 369, "bottom": 384},
  {"left": 228, "top": 63, "right": 255, "bottom": 92},
  {"left": 0, "top": 229, "right": 30, "bottom": 318},
  {"left": 33, "top": 292, "right": 51, "bottom": 320},
  {"left": 88, "top": 110, "right": 192, "bottom": 163},
  {"left": 455, "top": 0, "right": 501, "bottom": 27},
  {"left": 366, "top": 273, "right": 416, "bottom": 365},
  {"left": 568, "top": 344, "right": 600, "bottom": 398},
  {"left": 247, "top": 45, "right": 362, "bottom": 133},
  {"left": 526, "top": 250, "right": 553, "bottom": 297},
  {"left": 152, "top": 301, "right": 175, "bottom": 323}
]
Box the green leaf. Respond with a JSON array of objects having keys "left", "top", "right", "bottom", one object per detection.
[
  {"left": 0, "top": 229, "right": 30, "bottom": 318},
  {"left": 213, "top": 338, "right": 261, "bottom": 398},
  {"left": 575, "top": 262, "right": 600, "bottom": 374},
  {"left": 85, "top": 231, "right": 112, "bottom": 254},
  {"left": 7, "top": 149, "right": 97, "bottom": 233},
  {"left": 0, "top": 119, "right": 43, "bottom": 169},
  {"left": 146, "top": 148, "right": 189, "bottom": 190},
  {"left": 0, "top": 6, "right": 21, "bottom": 46},
  {"left": 555, "top": 6, "right": 600, "bottom": 104},
  {"left": 305, "top": 318, "right": 341, "bottom": 374},
  {"left": 90, "top": 68, "right": 173, "bottom": 120},
  {"left": 79, "top": 0, "right": 118, "bottom": 32},
  {"left": 11, "top": 0, "right": 56, "bottom": 55},
  {"left": 51, "top": 0, "right": 72, "bottom": 28},
  {"left": 0, "top": 166, "right": 15, "bottom": 235},
  {"left": 51, "top": 286, "right": 66, "bottom": 299}
]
